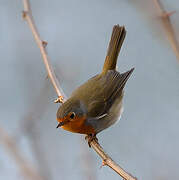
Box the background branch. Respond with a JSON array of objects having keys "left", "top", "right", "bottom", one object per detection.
[
  {"left": 21, "top": 83, "right": 53, "bottom": 180},
  {"left": 22, "top": 0, "right": 137, "bottom": 179},
  {"left": 154, "top": 0, "right": 179, "bottom": 62},
  {"left": 0, "top": 126, "right": 44, "bottom": 180}
]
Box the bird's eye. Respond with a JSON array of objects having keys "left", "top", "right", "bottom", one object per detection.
[{"left": 69, "top": 112, "right": 75, "bottom": 119}]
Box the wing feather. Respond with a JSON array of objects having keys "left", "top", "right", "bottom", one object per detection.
[{"left": 71, "top": 69, "right": 134, "bottom": 118}]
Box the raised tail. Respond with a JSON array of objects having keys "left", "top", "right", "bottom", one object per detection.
[{"left": 102, "top": 25, "right": 126, "bottom": 74}]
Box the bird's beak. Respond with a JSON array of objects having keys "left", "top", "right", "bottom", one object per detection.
[
  {"left": 56, "top": 121, "right": 64, "bottom": 128},
  {"left": 56, "top": 118, "right": 70, "bottom": 128},
  {"left": 56, "top": 123, "right": 60, "bottom": 128}
]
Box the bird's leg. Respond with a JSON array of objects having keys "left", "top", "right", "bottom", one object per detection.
[{"left": 85, "top": 133, "right": 98, "bottom": 148}]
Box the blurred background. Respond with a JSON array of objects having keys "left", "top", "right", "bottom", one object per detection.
[{"left": 0, "top": 0, "right": 179, "bottom": 179}]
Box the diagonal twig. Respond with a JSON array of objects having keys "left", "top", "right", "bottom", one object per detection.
[
  {"left": 85, "top": 137, "right": 137, "bottom": 180},
  {"left": 0, "top": 126, "right": 44, "bottom": 180},
  {"left": 22, "top": 0, "right": 66, "bottom": 103},
  {"left": 22, "top": 0, "right": 137, "bottom": 179},
  {"left": 21, "top": 84, "right": 53, "bottom": 180},
  {"left": 154, "top": 0, "right": 179, "bottom": 62}
]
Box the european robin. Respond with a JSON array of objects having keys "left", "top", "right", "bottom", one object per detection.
[{"left": 56, "top": 25, "right": 134, "bottom": 144}]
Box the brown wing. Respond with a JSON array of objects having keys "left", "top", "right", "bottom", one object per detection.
[{"left": 71, "top": 68, "right": 134, "bottom": 118}]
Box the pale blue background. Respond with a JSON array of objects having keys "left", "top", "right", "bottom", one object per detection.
[{"left": 0, "top": 0, "right": 179, "bottom": 179}]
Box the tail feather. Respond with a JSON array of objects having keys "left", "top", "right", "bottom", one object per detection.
[{"left": 102, "top": 25, "right": 126, "bottom": 74}]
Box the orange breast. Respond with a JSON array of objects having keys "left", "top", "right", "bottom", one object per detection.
[{"left": 57, "top": 116, "right": 95, "bottom": 135}]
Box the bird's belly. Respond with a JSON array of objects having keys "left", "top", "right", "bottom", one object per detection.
[{"left": 93, "top": 98, "right": 123, "bottom": 133}]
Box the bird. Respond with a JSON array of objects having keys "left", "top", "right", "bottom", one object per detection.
[{"left": 56, "top": 25, "right": 134, "bottom": 145}]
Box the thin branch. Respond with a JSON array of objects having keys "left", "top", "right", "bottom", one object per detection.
[
  {"left": 22, "top": 0, "right": 137, "bottom": 179},
  {"left": 86, "top": 136, "right": 137, "bottom": 180},
  {"left": 22, "top": 0, "right": 65, "bottom": 103},
  {"left": 154, "top": 0, "right": 179, "bottom": 62},
  {"left": 0, "top": 126, "right": 44, "bottom": 180}
]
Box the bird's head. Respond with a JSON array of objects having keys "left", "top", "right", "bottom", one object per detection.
[{"left": 56, "top": 98, "right": 87, "bottom": 129}]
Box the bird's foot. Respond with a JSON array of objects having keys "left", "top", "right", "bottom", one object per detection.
[{"left": 85, "top": 133, "right": 98, "bottom": 148}]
